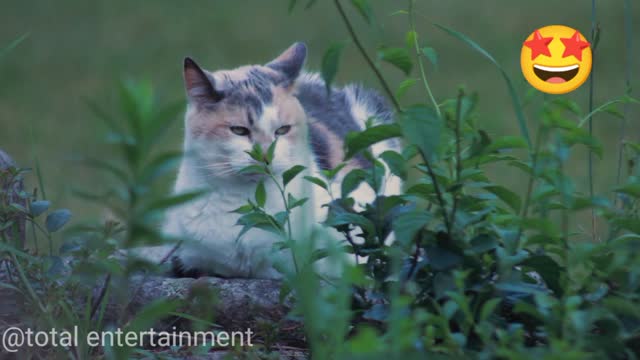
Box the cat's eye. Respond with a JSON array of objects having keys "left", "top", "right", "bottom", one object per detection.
[
  {"left": 230, "top": 126, "right": 250, "bottom": 136},
  {"left": 275, "top": 125, "right": 291, "bottom": 136}
]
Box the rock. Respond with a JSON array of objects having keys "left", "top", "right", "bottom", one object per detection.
[{"left": 102, "top": 275, "right": 294, "bottom": 331}]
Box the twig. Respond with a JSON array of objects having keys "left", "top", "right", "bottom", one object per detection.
[
  {"left": 334, "top": 0, "right": 402, "bottom": 113},
  {"left": 408, "top": 0, "right": 440, "bottom": 117},
  {"left": 89, "top": 273, "right": 111, "bottom": 319}
]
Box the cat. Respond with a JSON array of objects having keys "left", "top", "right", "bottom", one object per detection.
[{"left": 135, "top": 42, "right": 401, "bottom": 279}]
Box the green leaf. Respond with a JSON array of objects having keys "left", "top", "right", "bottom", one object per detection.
[
  {"left": 30, "top": 200, "right": 50, "bottom": 217},
  {"left": 246, "top": 143, "right": 264, "bottom": 162},
  {"left": 393, "top": 211, "right": 430, "bottom": 246},
  {"left": 236, "top": 212, "right": 284, "bottom": 239},
  {"left": 485, "top": 185, "right": 521, "bottom": 212},
  {"left": 485, "top": 136, "right": 528, "bottom": 153},
  {"left": 144, "top": 191, "right": 204, "bottom": 213},
  {"left": 341, "top": 169, "right": 367, "bottom": 197},
  {"left": 139, "top": 151, "right": 183, "bottom": 184},
  {"left": 287, "top": 193, "right": 308, "bottom": 209},
  {"left": 322, "top": 163, "right": 347, "bottom": 181},
  {"left": 377, "top": 46, "right": 412, "bottom": 75},
  {"left": 350, "top": 0, "right": 373, "bottom": 24},
  {"left": 266, "top": 139, "right": 277, "bottom": 164},
  {"left": 321, "top": 42, "right": 346, "bottom": 94},
  {"left": 345, "top": 124, "right": 401, "bottom": 159},
  {"left": 406, "top": 183, "right": 434, "bottom": 199},
  {"left": 520, "top": 255, "right": 564, "bottom": 295},
  {"left": 231, "top": 204, "right": 254, "bottom": 214},
  {"left": 399, "top": 105, "right": 442, "bottom": 161},
  {"left": 426, "top": 246, "right": 462, "bottom": 271},
  {"left": 45, "top": 209, "right": 72, "bottom": 233},
  {"left": 614, "top": 183, "right": 640, "bottom": 198},
  {"left": 238, "top": 164, "right": 269, "bottom": 176},
  {"left": 435, "top": 23, "right": 531, "bottom": 150},
  {"left": 304, "top": 176, "right": 328, "bottom": 191},
  {"left": 466, "top": 234, "right": 497, "bottom": 254},
  {"left": 143, "top": 100, "right": 184, "bottom": 151},
  {"left": 421, "top": 47, "right": 438, "bottom": 68},
  {"left": 396, "top": 78, "right": 418, "bottom": 99},
  {"left": 380, "top": 150, "right": 407, "bottom": 180},
  {"left": 479, "top": 298, "right": 501, "bottom": 321},
  {"left": 255, "top": 181, "right": 266, "bottom": 208},
  {"left": 325, "top": 212, "right": 375, "bottom": 236},
  {"left": 282, "top": 165, "right": 306, "bottom": 187}
]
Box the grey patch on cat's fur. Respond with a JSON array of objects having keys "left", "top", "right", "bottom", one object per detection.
[
  {"left": 295, "top": 74, "right": 394, "bottom": 169},
  {"left": 344, "top": 84, "right": 394, "bottom": 123},
  {"left": 220, "top": 68, "right": 278, "bottom": 118}
]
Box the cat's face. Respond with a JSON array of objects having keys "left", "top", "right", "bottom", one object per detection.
[{"left": 183, "top": 43, "right": 309, "bottom": 182}]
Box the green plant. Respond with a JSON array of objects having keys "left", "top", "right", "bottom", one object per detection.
[{"left": 278, "top": 1, "right": 640, "bottom": 359}]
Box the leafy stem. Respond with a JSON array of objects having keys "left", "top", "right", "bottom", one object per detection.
[
  {"left": 450, "top": 89, "right": 464, "bottom": 227},
  {"left": 408, "top": 0, "right": 440, "bottom": 117},
  {"left": 268, "top": 170, "right": 300, "bottom": 274},
  {"left": 334, "top": 0, "right": 402, "bottom": 113}
]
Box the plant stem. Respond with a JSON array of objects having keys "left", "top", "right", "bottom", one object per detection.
[
  {"left": 587, "top": 0, "right": 597, "bottom": 241},
  {"left": 420, "top": 149, "right": 451, "bottom": 235},
  {"left": 269, "top": 172, "right": 299, "bottom": 274},
  {"left": 334, "top": 0, "right": 402, "bottom": 113},
  {"left": 616, "top": 0, "right": 633, "bottom": 189},
  {"left": 90, "top": 273, "right": 111, "bottom": 319},
  {"left": 515, "top": 121, "right": 546, "bottom": 248},
  {"left": 450, "top": 90, "right": 464, "bottom": 227},
  {"left": 408, "top": 0, "right": 440, "bottom": 117}
]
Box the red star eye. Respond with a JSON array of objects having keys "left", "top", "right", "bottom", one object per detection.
[
  {"left": 560, "top": 31, "right": 590, "bottom": 61},
  {"left": 523, "top": 29, "right": 553, "bottom": 60}
]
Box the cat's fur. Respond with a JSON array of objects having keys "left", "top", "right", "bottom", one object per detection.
[{"left": 136, "top": 42, "right": 401, "bottom": 279}]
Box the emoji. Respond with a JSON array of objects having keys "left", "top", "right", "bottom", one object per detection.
[{"left": 521, "top": 25, "right": 592, "bottom": 94}]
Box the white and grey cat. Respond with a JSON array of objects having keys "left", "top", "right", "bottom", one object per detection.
[{"left": 137, "top": 42, "right": 401, "bottom": 279}]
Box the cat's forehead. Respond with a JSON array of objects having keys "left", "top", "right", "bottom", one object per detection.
[
  {"left": 212, "top": 66, "right": 279, "bottom": 88},
  {"left": 209, "top": 65, "right": 293, "bottom": 118}
]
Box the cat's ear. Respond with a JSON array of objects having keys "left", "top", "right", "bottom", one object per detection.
[
  {"left": 266, "top": 42, "right": 307, "bottom": 82},
  {"left": 183, "top": 57, "right": 224, "bottom": 105}
]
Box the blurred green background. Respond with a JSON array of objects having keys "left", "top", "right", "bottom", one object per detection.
[{"left": 1, "top": 0, "right": 638, "bottom": 223}]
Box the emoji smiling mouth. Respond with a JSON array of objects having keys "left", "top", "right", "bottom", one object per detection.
[{"left": 533, "top": 64, "right": 579, "bottom": 83}]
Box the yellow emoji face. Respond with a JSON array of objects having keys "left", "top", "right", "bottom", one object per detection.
[{"left": 521, "top": 25, "right": 592, "bottom": 94}]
